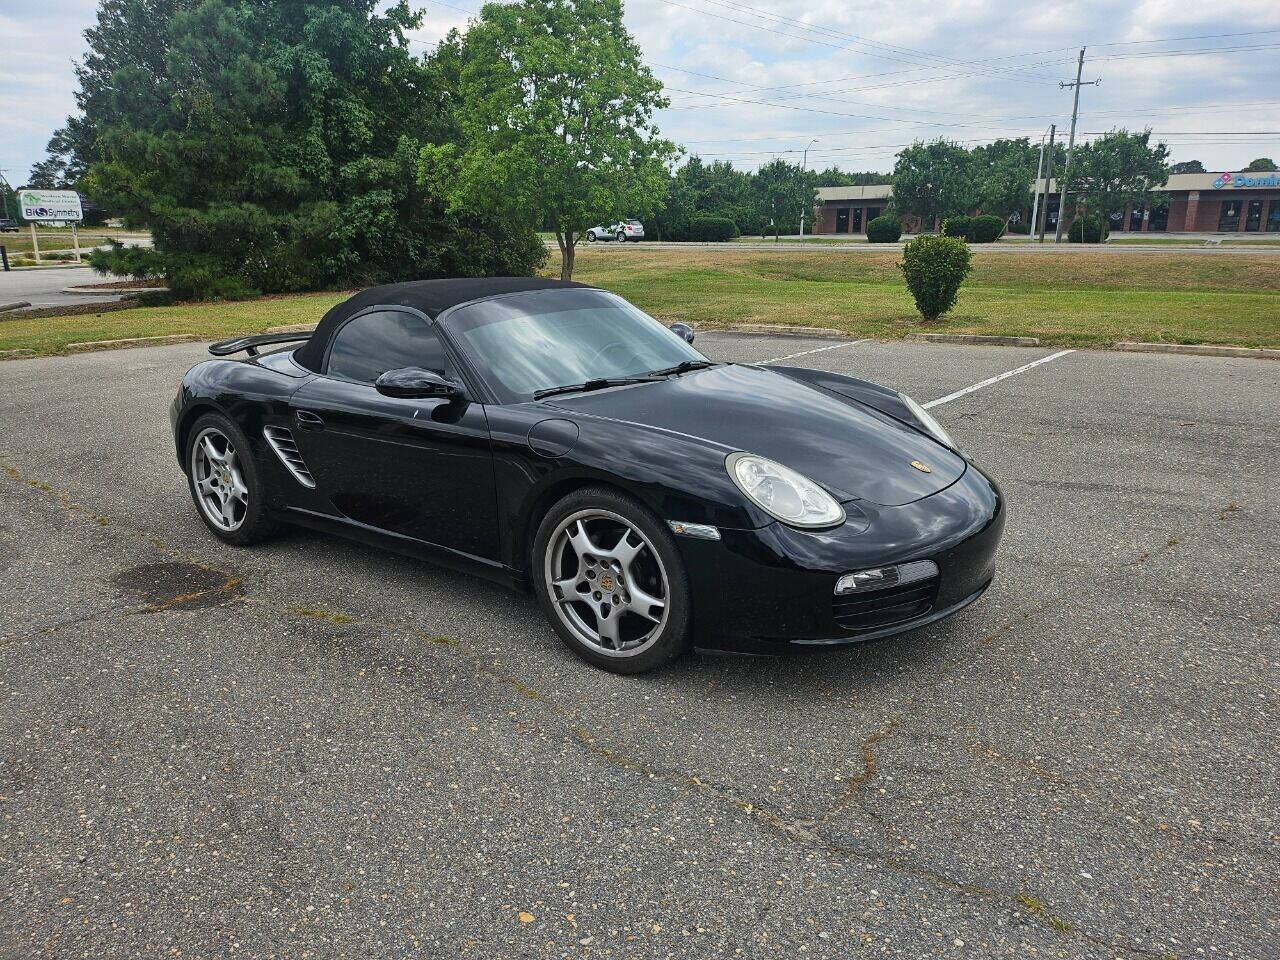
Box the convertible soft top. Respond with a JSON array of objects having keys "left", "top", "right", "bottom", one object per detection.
[{"left": 294, "top": 277, "right": 589, "bottom": 371}]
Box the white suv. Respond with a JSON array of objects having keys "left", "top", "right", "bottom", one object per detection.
[{"left": 586, "top": 220, "right": 644, "bottom": 242}]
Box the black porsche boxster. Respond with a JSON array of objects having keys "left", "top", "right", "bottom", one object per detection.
[{"left": 172, "top": 278, "right": 1004, "bottom": 673}]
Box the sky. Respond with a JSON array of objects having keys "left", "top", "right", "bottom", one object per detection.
[{"left": 3, "top": 0, "right": 1280, "bottom": 188}]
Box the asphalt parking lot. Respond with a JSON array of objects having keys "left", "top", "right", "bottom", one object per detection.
[{"left": 1, "top": 334, "right": 1276, "bottom": 958}]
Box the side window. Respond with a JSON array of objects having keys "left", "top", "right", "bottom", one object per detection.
[{"left": 326, "top": 310, "right": 450, "bottom": 383}]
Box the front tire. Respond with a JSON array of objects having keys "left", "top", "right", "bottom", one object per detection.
[
  {"left": 185, "top": 413, "right": 280, "bottom": 546},
  {"left": 587, "top": 231, "right": 597, "bottom": 243},
  {"left": 533, "top": 486, "right": 690, "bottom": 674}
]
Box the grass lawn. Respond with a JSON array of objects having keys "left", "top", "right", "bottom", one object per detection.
[
  {"left": 2, "top": 247, "right": 1278, "bottom": 357},
  {"left": 0, "top": 227, "right": 147, "bottom": 256},
  {"left": 565, "top": 248, "right": 1280, "bottom": 349}
]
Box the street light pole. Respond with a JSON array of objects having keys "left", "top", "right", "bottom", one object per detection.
[{"left": 799, "top": 139, "right": 818, "bottom": 239}]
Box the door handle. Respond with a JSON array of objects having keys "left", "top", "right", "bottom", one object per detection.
[{"left": 295, "top": 410, "right": 325, "bottom": 430}]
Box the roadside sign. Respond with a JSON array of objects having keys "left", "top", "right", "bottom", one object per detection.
[{"left": 18, "top": 189, "right": 83, "bottom": 223}]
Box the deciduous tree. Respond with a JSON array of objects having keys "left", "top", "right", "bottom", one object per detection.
[
  {"left": 891, "top": 140, "right": 976, "bottom": 231},
  {"left": 420, "top": 0, "right": 677, "bottom": 280},
  {"left": 1065, "top": 129, "right": 1170, "bottom": 228}
]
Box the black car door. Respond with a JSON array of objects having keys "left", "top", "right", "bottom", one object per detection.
[{"left": 288, "top": 307, "right": 500, "bottom": 561}]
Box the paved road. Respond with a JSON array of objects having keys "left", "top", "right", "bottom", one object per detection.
[
  {"left": 1, "top": 336, "right": 1276, "bottom": 958},
  {"left": 0, "top": 265, "right": 130, "bottom": 310}
]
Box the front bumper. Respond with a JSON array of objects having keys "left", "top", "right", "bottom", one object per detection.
[{"left": 677, "top": 463, "right": 1005, "bottom": 653}]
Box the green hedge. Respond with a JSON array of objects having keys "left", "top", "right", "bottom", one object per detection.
[
  {"left": 941, "top": 215, "right": 972, "bottom": 239},
  {"left": 866, "top": 215, "right": 901, "bottom": 243},
  {"left": 900, "top": 234, "right": 972, "bottom": 322},
  {"left": 970, "top": 214, "right": 1004, "bottom": 243},
  {"left": 688, "top": 216, "right": 739, "bottom": 242}
]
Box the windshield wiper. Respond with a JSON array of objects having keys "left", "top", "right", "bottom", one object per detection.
[
  {"left": 649, "top": 359, "right": 716, "bottom": 377},
  {"left": 533, "top": 376, "right": 663, "bottom": 400}
]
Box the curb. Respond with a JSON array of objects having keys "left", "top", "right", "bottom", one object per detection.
[
  {"left": 61, "top": 285, "right": 167, "bottom": 296},
  {"left": 65, "top": 334, "right": 202, "bottom": 353},
  {"left": 0, "top": 301, "right": 32, "bottom": 313},
  {"left": 1112, "top": 341, "right": 1279, "bottom": 360},
  {"left": 908, "top": 333, "right": 1041, "bottom": 347},
  {"left": 714, "top": 323, "right": 849, "bottom": 340},
  {"left": 0, "top": 348, "right": 36, "bottom": 360},
  {"left": 266, "top": 323, "right": 317, "bottom": 334}
]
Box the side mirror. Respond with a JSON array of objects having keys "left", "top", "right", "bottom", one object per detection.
[
  {"left": 375, "top": 367, "right": 460, "bottom": 399},
  {"left": 669, "top": 322, "right": 695, "bottom": 344}
]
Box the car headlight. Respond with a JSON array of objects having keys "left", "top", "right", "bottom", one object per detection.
[
  {"left": 899, "top": 392, "right": 954, "bottom": 448},
  {"left": 726, "top": 452, "right": 845, "bottom": 529}
]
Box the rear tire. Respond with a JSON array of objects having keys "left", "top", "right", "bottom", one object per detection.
[
  {"left": 185, "top": 412, "right": 280, "bottom": 546},
  {"left": 532, "top": 486, "right": 690, "bottom": 674},
  {"left": 587, "top": 232, "right": 597, "bottom": 243}
]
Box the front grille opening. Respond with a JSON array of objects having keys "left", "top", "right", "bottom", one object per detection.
[{"left": 833, "top": 576, "right": 938, "bottom": 632}]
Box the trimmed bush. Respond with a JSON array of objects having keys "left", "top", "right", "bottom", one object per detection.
[
  {"left": 970, "top": 214, "right": 1005, "bottom": 243},
  {"left": 940, "top": 215, "right": 972, "bottom": 239},
  {"left": 1006, "top": 219, "right": 1031, "bottom": 235},
  {"left": 899, "top": 235, "right": 972, "bottom": 322},
  {"left": 866, "top": 215, "right": 901, "bottom": 243},
  {"left": 1069, "top": 214, "right": 1106, "bottom": 243},
  {"left": 688, "top": 215, "right": 739, "bottom": 242}
]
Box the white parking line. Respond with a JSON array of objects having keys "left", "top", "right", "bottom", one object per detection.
[
  {"left": 763, "top": 339, "right": 870, "bottom": 364},
  {"left": 923, "top": 349, "right": 1076, "bottom": 409}
]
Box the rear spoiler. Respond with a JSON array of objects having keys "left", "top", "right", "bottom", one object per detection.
[{"left": 209, "top": 332, "right": 311, "bottom": 357}]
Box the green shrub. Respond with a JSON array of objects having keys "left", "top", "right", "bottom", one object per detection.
[
  {"left": 1069, "top": 214, "right": 1106, "bottom": 243},
  {"left": 970, "top": 214, "right": 1005, "bottom": 243},
  {"left": 866, "top": 215, "right": 901, "bottom": 243},
  {"left": 89, "top": 241, "right": 167, "bottom": 282},
  {"left": 688, "top": 216, "right": 739, "bottom": 242},
  {"left": 941, "top": 215, "right": 972, "bottom": 239},
  {"left": 1006, "top": 219, "right": 1031, "bottom": 235},
  {"left": 899, "top": 235, "right": 972, "bottom": 322}
]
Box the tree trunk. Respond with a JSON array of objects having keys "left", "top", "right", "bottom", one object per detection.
[
  {"left": 561, "top": 235, "right": 575, "bottom": 280},
  {"left": 554, "top": 227, "right": 575, "bottom": 281}
]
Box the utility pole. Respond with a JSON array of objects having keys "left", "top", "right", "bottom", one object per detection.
[
  {"left": 1054, "top": 48, "right": 1100, "bottom": 243},
  {"left": 1038, "top": 125, "right": 1056, "bottom": 242},
  {"left": 1029, "top": 130, "right": 1047, "bottom": 241},
  {"left": 798, "top": 139, "right": 818, "bottom": 239}
]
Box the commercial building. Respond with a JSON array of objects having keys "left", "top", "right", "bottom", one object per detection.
[
  {"left": 812, "top": 185, "right": 896, "bottom": 235},
  {"left": 812, "top": 171, "right": 1280, "bottom": 235}
]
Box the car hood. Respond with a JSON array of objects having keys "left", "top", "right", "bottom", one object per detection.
[{"left": 547, "top": 364, "right": 965, "bottom": 506}]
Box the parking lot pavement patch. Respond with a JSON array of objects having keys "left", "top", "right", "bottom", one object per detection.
[
  {"left": 908, "top": 333, "right": 1041, "bottom": 347},
  {"left": 1112, "top": 341, "right": 1280, "bottom": 359},
  {"left": 113, "top": 561, "right": 244, "bottom": 612}
]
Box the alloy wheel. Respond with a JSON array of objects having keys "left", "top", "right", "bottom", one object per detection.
[
  {"left": 544, "top": 508, "right": 670, "bottom": 658},
  {"left": 191, "top": 426, "right": 249, "bottom": 532}
]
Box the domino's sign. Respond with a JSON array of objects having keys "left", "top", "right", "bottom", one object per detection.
[
  {"left": 18, "top": 188, "right": 83, "bottom": 222},
  {"left": 1213, "top": 172, "right": 1280, "bottom": 189}
]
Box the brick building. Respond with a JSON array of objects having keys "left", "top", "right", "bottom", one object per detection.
[{"left": 812, "top": 171, "right": 1280, "bottom": 235}]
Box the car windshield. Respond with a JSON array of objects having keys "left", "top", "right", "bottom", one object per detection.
[{"left": 444, "top": 288, "right": 707, "bottom": 403}]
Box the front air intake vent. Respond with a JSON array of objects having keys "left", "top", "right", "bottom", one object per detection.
[{"left": 263, "top": 425, "right": 316, "bottom": 489}]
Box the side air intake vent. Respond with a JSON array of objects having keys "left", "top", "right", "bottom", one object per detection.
[{"left": 263, "top": 425, "right": 316, "bottom": 489}]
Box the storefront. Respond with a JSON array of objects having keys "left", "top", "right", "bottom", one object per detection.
[
  {"left": 814, "top": 172, "right": 1280, "bottom": 236},
  {"left": 1035, "top": 171, "right": 1280, "bottom": 234},
  {"left": 812, "top": 185, "right": 895, "bottom": 234}
]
